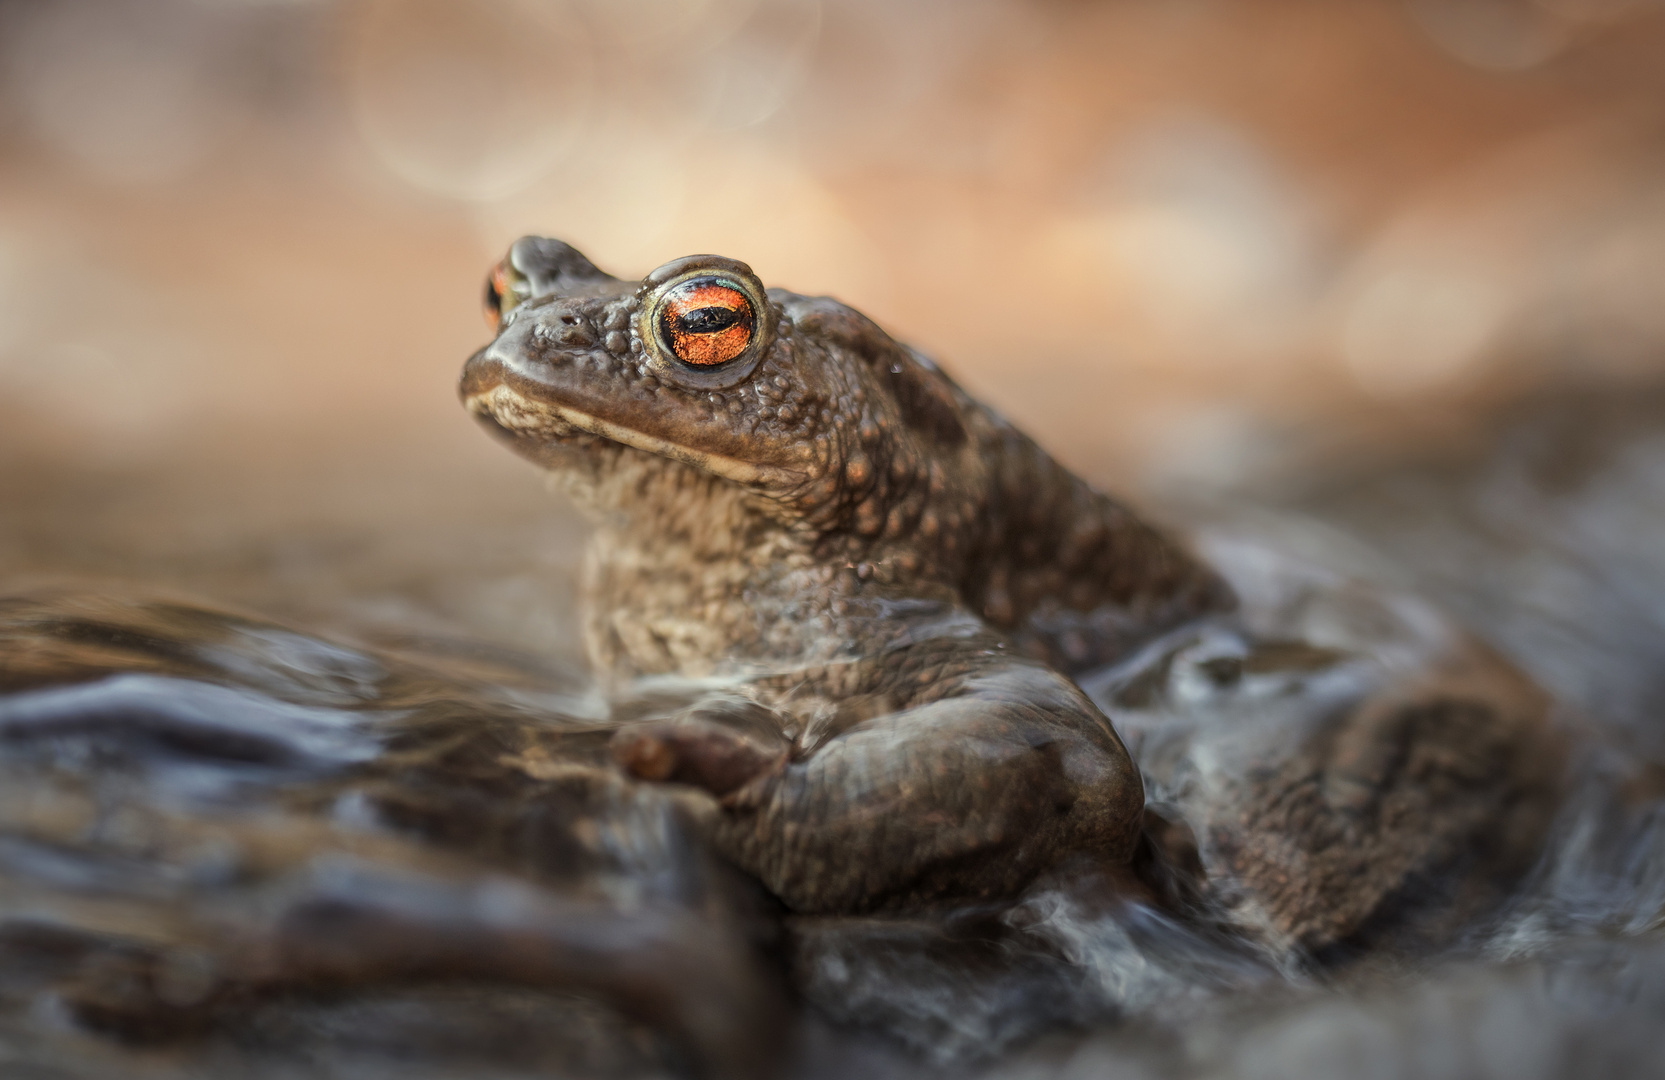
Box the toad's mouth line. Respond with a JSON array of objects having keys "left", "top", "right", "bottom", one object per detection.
[{"left": 464, "top": 383, "right": 803, "bottom": 488}]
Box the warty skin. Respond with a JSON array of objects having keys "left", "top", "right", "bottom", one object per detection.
[
  {"left": 461, "top": 237, "right": 1229, "bottom": 913},
  {"left": 461, "top": 237, "right": 1560, "bottom": 941}
]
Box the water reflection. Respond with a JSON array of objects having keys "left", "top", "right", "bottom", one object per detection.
[{"left": 0, "top": 590, "right": 785, "bottom": 1077}]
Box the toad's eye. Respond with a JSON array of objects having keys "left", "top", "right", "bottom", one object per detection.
[
  {"left": 637, "top": 255, "right": 770, "bottom": 387},
  {"left": 657, "top": 278, "right": 755, "bottom": 366},
  {"left": 483, "top": 260, "right": 530, "bottom": 332}
]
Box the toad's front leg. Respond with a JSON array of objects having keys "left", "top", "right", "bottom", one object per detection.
[{"left": 615, "top": 660, "right": 1145, "bottom": 913}]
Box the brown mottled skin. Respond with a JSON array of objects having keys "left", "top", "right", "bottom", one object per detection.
[{"left": 461, "top": 238, "right": 1562, "bottom": 938}]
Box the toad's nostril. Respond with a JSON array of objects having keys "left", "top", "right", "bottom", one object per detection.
[{"left": 542, "top": 317, "right": 596, "bottom": 348}]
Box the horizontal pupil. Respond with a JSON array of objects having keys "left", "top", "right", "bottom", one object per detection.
[{"left": 677, "top": 306, "right": 742, "bottom": 335}]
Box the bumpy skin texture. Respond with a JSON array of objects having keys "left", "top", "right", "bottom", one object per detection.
[
  {"left": 461, "top": 238, "right": 1561, "bottom": 935},
  {"left": 461, "top": 238, "right": 1231, "bottom": 913}
]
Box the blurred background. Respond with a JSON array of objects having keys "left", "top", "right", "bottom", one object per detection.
[
  {"left": 6, "top": 7, "right": 1665, "bottom": 1074},
  {"left": 3, "top": 0, "right": 1665, "bottom": 668}
]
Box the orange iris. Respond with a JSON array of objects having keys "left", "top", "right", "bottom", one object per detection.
[
  {"left": 658, "top": 278, "right": 755, "bottom": 366},
  {"left": 483, "top": 262, "right": 511, "bottom": 331}
]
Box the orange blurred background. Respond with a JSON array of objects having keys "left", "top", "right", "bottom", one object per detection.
[{"left": 3, "top": 0, "right": 1665, "bottom": 654}]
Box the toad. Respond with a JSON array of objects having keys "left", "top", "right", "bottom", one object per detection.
[{"left": 461, "top": 238, "right": 1562, "bottom": 946}]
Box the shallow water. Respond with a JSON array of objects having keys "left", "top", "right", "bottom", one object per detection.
[{"left": 0, "top": 385, "right": 1662, "bottom": 1080}]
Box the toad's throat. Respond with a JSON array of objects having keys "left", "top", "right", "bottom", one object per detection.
[{"left": 465, "top": 382, "right": 803, "bottom": 488}]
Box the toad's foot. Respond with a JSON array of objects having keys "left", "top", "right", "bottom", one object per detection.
[{"left": 617, "top": 663, "right": 1145, "bottom": 913}]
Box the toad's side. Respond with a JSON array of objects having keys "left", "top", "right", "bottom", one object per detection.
[{"left": 461, "top": 237, "right": 1563, "bottom": 949}]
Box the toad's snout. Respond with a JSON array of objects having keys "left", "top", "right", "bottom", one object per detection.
[{"left": 460, "top": 303, "right": 588, "bottom": 402}]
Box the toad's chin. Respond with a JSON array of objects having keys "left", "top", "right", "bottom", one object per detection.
[
  {"left": 464, "top": 382, "right": 588, "bottom": 443},
  {"left": 461, "top": 390, "right": 602, "bottom": 471}
]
